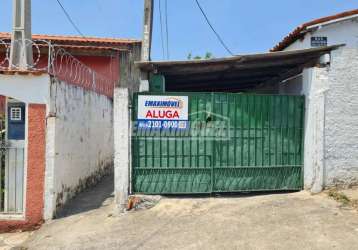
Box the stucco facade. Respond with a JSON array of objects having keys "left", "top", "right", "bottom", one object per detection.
[
  {"left": 279, "top": 47, "right": 358, "bottom": 190},
  {"left": 324, "top": 48, "right": 358, "bottom": 187},
  {"left": 275, "top": 12, "right": 358, "bottom": 191},
  {"left": 0, "top": 71, "right": 115, "bottom": 231},
  {"left": 44, "top": 78, "right": 113, "bottom": 219},
  {"left": 285, "top": 17, "right": 358, "bottom": 51},
  {"left": 0, "top": 33, "right": 141, "bottom": 231}
]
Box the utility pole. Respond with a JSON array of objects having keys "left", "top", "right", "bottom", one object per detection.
[
  {"left": 9, "top": 0, "right": 33, "bottom": 70},
  {"left": 141, "top": 0, "right": 154, "bottom": 62},
  {"left": 139, "top": 0, "right": 154, "bottom": 91}
]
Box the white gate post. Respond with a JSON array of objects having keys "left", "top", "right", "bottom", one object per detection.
[{"left": 114, "top": 87, "right": 130, "bottom": 211}]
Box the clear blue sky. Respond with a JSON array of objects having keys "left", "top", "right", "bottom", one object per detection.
[{"left": 0, "top": 0, "right": 357, "bottom": 60}]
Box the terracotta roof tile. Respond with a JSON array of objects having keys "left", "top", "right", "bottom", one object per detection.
[
  {"left": 0, "top": 32, "right": 141, "bottom": 46},
  {"left": 271, "top": 9, "right": 358, "bottom": 52},
  {"left": 0, "top": 69, "right": 46, "bottom": 75}
]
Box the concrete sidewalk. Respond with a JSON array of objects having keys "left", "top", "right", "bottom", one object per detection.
[
  {"left": 0, "top": 231, "right": 31, "bottom": 250},
  {"left": 17, "top": 192, "right": 358, "bottom": 249},
  {"left": 4, "top": 174, "right": 358, "bottom": 250}
]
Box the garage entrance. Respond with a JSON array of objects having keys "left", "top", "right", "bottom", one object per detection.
[{"left": 132, "top": 92, "right": 304, "bottom": 194}]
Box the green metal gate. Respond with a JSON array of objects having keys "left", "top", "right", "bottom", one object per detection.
[{"left": 132, "top": 93, "right": 304, "bottom": 194}]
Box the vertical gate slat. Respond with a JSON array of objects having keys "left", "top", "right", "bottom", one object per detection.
[
  {"left": 254, "top": 95, "right": 257, "bottom": 167},
  {"left": 248, "top": 95, "right": 251, "bottom": 167},
  {"left": 286, "top": 95, "right": 290, "bottom": 166},
  {"left": 281, "top": 96, "right": 285, "bottom": 166},
  {"left": 234, "top": 95, "right": 237, "bottom": 168},
  {"left": 227, "top": 93, "right": 230, "bottom": 169},
  {"left": 211, "top": 93, "right": 214, "bottom": 193},
  {"left": 261, "top": 96, "right": 264, "bottom": 166},
  {"left": 241, "top": 95, "right": 244, "bottom": 167},
  {"left": 268, "top": 96, "right": 271, "bottom": 166}
]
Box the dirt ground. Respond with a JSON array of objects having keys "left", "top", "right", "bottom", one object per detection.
[{"left": 3, "top": 176, "right": 358, "bottom": 250}]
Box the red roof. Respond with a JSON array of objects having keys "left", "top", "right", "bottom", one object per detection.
[
  {"left": 0, "top": 32, "right": 141, "bottom": 51},
  {"left": 271, "top": 9, "right": 358, "bottom": 52}
]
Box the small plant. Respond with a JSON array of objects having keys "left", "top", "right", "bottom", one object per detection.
[{"left": 328, "top": 189, "right": 351, "bottom": 206}]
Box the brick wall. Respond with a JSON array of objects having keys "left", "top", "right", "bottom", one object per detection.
[{"left": 0, "top": 104, "right": 46, "bottom": 232}]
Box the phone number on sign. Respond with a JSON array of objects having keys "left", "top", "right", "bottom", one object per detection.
[{"left": 137, "top": 120, "right": 188, "bottom": 129}]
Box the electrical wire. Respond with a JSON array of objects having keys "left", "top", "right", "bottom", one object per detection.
[
  {"left": 164, "top": 0, "right": 170, "bottom": 59},
  {"left": 55, "top": 0, "right": 86, "bottom": 38},
  {"left": 158, "top": 0, "right": 165, "bottom": 59},
  {"left": 194, "top": 0, "right": 234, "bottom": 56}
]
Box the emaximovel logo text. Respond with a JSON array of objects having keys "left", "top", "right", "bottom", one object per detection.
[{"left": 144, "top": 98, "right": 183, "bottom": 109}]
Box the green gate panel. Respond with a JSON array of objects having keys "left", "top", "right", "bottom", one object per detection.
[
  {"left": 133, "top": 169, "right": 211, "bottom": 193},
  {"left": 132, "top": 93, "right": 304, "bottom": 194},
  {"left": 213, "top": 167, "right": 302, "bottom": 192}
]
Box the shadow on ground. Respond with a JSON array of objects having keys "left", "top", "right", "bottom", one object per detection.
[
  {"left": 55, "top": 174, "right": 114, "bottom": 218},
  {"left": 161, "top": 190, "right": 300, "bottom": 199}
]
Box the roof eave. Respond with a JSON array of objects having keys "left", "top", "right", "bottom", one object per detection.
[
  {"left": 137, "top": 45, "right": 343, "bottom": 73},
  {"left": 271, "top": 9, "right": 358, "bottom": 52}
]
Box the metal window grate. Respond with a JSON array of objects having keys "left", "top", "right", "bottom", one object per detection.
[{"left": 10, "top": 107, "right": 22, "bottom": 121}]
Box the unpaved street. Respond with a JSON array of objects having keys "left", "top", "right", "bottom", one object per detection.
[{"left": 11, "top": 176, "right": 358, "bottom": 250}]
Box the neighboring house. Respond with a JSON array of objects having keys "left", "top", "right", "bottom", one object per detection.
[
  {"left": 0, "top": 33, "right": 141, "bottom": 232},
  {"left": 271, "top": 9, "right": 358, "bottom": 51},
  {"left": 271, "top": 9, "right": 358, "bottom": 191}
]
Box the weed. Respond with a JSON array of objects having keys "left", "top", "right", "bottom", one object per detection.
[{"left": 328, "top": 189, "right": 351, "bottom": 206}]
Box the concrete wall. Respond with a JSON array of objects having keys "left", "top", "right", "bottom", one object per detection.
[
  {"left": 324, "top": 48, "right": 358, "bottom": 187},
  {"left": 44, "top": 77, "right": 113, "bottom": 219},
  {"left": 0, "top": 74, "right": 50, "bottom": 104},
  {"left": 281, "top": 16, "right": 358, "bottom": 190},
  {"left": 114, "top": 88, "right": 130, "bottom": 212},
  {"left": 302, "top": 67, "right": 328, "bottom": 192},
  {"left": 286, "top": 17, "right": 358, "bottom": 50},
  {"left": 279, "top": 47, "right": 358, "bottom": 190},
  {"left": 113, "top": 46, "right": 141, "bottom": 211}
]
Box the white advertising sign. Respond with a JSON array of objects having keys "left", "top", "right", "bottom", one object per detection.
[{"left": 137, "top": 95, "right": 189, "bottom": 130}]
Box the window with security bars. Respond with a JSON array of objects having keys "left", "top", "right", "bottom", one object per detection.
[{"left": 10, "top": 107, "right": 22, "bottom": 121}]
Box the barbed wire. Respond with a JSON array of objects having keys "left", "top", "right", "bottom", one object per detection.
[
  {"left": 0, "top": 39, "right": 10, "bottom": 70},
  {"left": 0, "top": 39, "right": 115, "bottom": 98}
]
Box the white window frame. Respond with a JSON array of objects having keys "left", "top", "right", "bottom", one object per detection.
[{"left": 10, "top": 107, "right": 22, "bottom": 121}]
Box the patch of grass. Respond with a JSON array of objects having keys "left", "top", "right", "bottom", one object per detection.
[{"left": 328, "top": 189, "right": 351, "bottom": 206}]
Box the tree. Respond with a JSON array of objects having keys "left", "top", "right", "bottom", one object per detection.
[{"left": 187, "top": 52, "right": 214, "bottom": 60}]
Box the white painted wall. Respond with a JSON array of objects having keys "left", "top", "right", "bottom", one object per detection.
[
  {"left": 279, "top": 15, "right": 358, "bottom": 190},
  {"left": 324, "top": 48, "right": 358, "bottom": 186},
  {"left": 113, "top": 88, "right": 130, "bottom": 212},
  {"left": 285, "top": 17, "right": 358, "bottom": 51},
  {"left": 279, "top": 47, "right": 358, "bottom": 190},
  {"left": 0, "top": 74, "right": 49, "bottom": 104},
  {"left": 302, "top": 67, "right": 328, "bottom": 192},
  {"left": 44, "top": 78, "right": 113, "bottom": 218},
  {"left": 0, "top": 73, "right": 114, "bottom": 219}
]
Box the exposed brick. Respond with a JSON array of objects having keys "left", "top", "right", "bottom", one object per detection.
[{"left": 0, "top": 104, "right": 46, "bottom": 232}]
